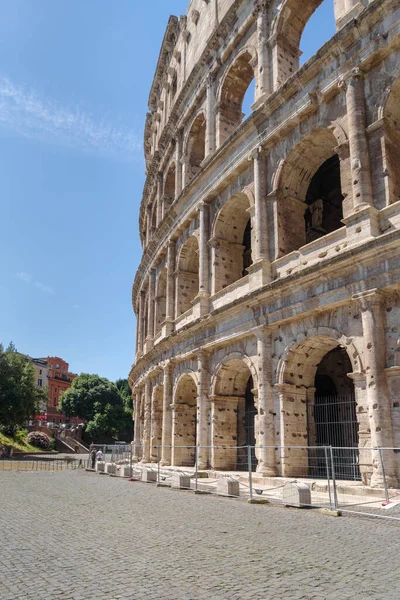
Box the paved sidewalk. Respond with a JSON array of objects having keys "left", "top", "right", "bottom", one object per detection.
[{"left": 0, "top": 470, "right": 399, "bottom": 600}]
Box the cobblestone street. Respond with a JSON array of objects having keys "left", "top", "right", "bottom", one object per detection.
[{"left": 1, "top": 470, "right": 399, "bottom": 600}]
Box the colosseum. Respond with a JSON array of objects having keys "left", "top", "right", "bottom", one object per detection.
[{"left": 129, "top": 0, "right": 400, "bottom": 488}]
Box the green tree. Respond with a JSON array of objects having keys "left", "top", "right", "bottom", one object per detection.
[
  {"left": 115, "top": 378, "right": 133, "bottom": 410},
  {"left": 59, "top": 374, "right": 121, "bottom": 422},
  {"left": 0, "top": 343, "right": 45, "bottom": 434},
  {"left": 59, "top": 373, "right": 133, "bottom": 443}
]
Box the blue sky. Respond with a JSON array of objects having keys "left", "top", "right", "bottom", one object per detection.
[{"left": 0, "top": 1, "right": 335, "bottom": 382}]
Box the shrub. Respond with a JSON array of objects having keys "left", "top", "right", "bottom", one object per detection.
[
  {"left": 13, "top": 428, "right": 28, "bottom": 443},
  {"left": 26, "top": 431, "right": 51, "bottom": 450}
]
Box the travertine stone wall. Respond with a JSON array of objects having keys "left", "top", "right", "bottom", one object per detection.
[{"left": 130, "top": 0, "right": 400, "bottom": 487}]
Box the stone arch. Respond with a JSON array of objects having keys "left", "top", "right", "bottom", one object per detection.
[
  {"left": 276, "top": 331, "right": 366, "bottom": 479},
  {"left": 176, "top": 236, "right": 199, "bottom": 316},
  {"left": 217, "top": 49, "right": 256, "bottom": 146},
  {"left": 380, "top": 76, "right": 400, "bottom": 205},
  {"left": 271, "top": 0, "right": 329, "bottom": 89},
  {"left": 150, "top": 383, "right": 163, "bottom": 461},
  {"left": 172, "top": 373, "right": 198, "bottom": 466},
  {"left": 154, "top": 267, "right": 167, "bottom": 336},
  {"left": 274, "top": 128, "right": 345, "bottom": 256},
  {"left": 211, "top": 355, "right": 258, "bottom": 470},
  {"left": 211, "top": 193, "right": 252, "bottom": 294},
  {"left": 184, "top": 112, "right": 206, "bottom": 184},
  {"left": 211, "top": 351, "right": 259, "bottom": 396}
]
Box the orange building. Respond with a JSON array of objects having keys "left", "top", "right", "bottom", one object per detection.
[{"left": 40, "top": 357, "right": 80, "bottom": 425}]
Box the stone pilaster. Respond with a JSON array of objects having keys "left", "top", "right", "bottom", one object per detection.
[
  {"left": 175, "top": 130, "right": 183, "bottom": 197},
  {"left": 254, "top": 0, "right": 271, "bottom": 101},
  {"left": 165, "top": 240, "right": 176, "bottom": 333},
  {"left": 161, "top": 361, "right": 174, "bottom": 466},
  {"left": 138, "top": 290, "right": 145, "bottom": 354},
  {"left": 142, "top": 379, "right": 151, "bottom": 463},
  {"left": 146, "top": 269, "right": 156, "bottom": 345},
  {"left": 156, "top": 172, "right": 163, "bottom": 225},
  {"left": 205, "top": 74, "right": 216, "bottom": 157},
  {"left": 132, "top": 390, "right": 141, "bottom": 462},
  {"left": 255, "top": 329, "right": 276, "bottom": 476},
  {"left": 145, "top": 206, "right": 152, "bottom": 246},
  {"left": 339, "top": 68, "right": 373, "bottom": 209},
  {"left": 247, "top": 147, "right": 271, "bottom": 287},
  {"left": 197, "top": 351, "right": 210, "bottom": 469},
  {"left": 194, "top": 202, "right": 210, "bottom": 317},
  {"left": 352, "top": 289, "right": 398, "bottom": 487}
]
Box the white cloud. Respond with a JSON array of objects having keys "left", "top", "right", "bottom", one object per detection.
[
  {"left": 14, "top": 272, "right": 54, "bottom": 295},
  {"left": 15, "top": 271, "right": 33, "bottom": 284},
  {"left": 0, "top": 76, "right": 142, "bottom": 161}
]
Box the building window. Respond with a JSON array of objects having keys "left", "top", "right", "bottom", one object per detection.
[
  {"left": 38, "top": 379, "right": 42, "bottom": 387},
  {"left": 39, "top": 369, "right": 42, "bottom": 375},
  {"left": 54, "top": 398, "right": 57, "bottom": 407},
  {"left": 56, "top": 364, "right": 60, "bottom": 369}
]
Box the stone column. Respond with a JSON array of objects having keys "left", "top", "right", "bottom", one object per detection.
[
  {"left": 197, "top": 351, "right": 210, "bottom": 469},
  {"left": 156, "top": 172, "right": 163, "bottom": 225},
  {"left": 254, "top": 0, "right": 271, "bottom": 101},
  {"left": 145, "top": 206, "right": 152, "bottom": 246},
  {"left": 175, "top": 130, "right": 183, "bottom": 197},
  {"left": 138, "top": 290, "right": 145, "bottom": 353},
  {"left": 132, "top": 390, "right": 141, "bottom": 462},
  {"left": 161, "top": 361, "right": 174, "bottom": 466},
  {"left": 340, "top": 68, "right": 373, "bottom": 209},
  {"left": 147, "top": 269, "right": 156, "bottom": 344},
  {"left": 205, "top": 74, "right": 216, "bottom": 157},
  {"left": 256, "top": 329, "right": 277, "bottom": 476},
  {"left": 195, "top": 201, "right": 210, "bottom": 317},
  {"left": 165, "top": 240, "right": 176, "bottom": 332},
  {"left": 142, "top": 379, "right": 151, "bottom": 463},
  {"left": 248, "top": 147, "right": 271, "bottom": 287},
  {"left": 353, "top": 289, "right": 398, "bottom": 487}
]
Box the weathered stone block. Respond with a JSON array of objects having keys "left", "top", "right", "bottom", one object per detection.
[
  {"left": 120, "top": 465, "right": 132, "bottom": 478},
  {"left": 141, "top": 469, "right": 157, "bottom": 483},
  {"left": 95, "top": 461, "right": 105, "bottom": 473},
  {"left": 216, "top": 477, "right": 240, "bottom": 497},
  {"left": 283, "top": 482, "right": 311, "bottom": 508},
  {"left": 105, "top": 463, "right": 116, "bottom": 475},
  {"left": 170, "top": 472, "right": 191, "bottom": 489}
]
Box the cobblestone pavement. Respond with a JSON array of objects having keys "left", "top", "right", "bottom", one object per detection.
[{"left": 1, "top": 470, "right": 399, "bottom": 600}]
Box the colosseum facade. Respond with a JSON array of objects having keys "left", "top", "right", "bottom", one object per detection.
[{"left": 129, "top": 0, "right": 400, "bottom": 487}]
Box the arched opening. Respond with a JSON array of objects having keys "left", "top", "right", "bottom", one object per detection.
[
  {"left": 176, "top": 236, "right": 199, "bottom": 316},
  {"left": 213, "top": 359, "right": 256, "bottom": 470},
  {"left": 300, "top": 0, "right": 335, "bottom": 65},
  {"left": 277, "top": 129, "right": 345, "bottom": 256},
  {"left": 212, "top": 194, "right": 252, "bottom": 294},
  {"left": 308, "top": 347, "right": 359, "bottom": 480},
  {"left": 164, "top": 163, "right": 176, "bottom": 211},
  {"left": 142, "top": 296, "right": 149, "bottom": 341},
  {"left": 151, "top": 202, "right": 157, "bottom": 234},
  {"left": 242, "top": 78, "right": 256, "bottom": 120},
  {"left": 382, "top": 77, "right": 400, "bottom": 205},
  {"left": 172, "top": 374, "right": 197, "bottom": 466},
  {"left": 150, "top": 385, "right": 163, "bottom": 462},
  {"left": 273, "top": 0, "right": 332, "bottom": 89},
  {"left": 186, "top": 113, "right": 206, "bottom": 184},
  {"left": 278, "top": 336, "right": 363, "bottom": 479},
  {"left": 154, "top": 268, "right": 167, "bottom": 336},
  {"left": 304, "top": 155, "right": 344, "bottom": 243},
  {"left": 218, "top": 52, "right": 255, "bottom": 146}
]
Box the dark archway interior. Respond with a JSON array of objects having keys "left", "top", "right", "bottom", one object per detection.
[
  {"left": 309, "top": 347, "right": 360, "bottom": 480},
  {"left": 242, "top": 219, "right": 252, "bottom": 276},
  {"left": 237, "top": 376, "right": 256, "bottom": 471},
  {"left": 304, "top": 155, "right": 344, "bottom": 243}
]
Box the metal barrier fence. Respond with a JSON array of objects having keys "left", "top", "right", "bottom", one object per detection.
[
  {"left": 0, "top": 457, "right": 85, "bottom": 471},
  {"left": 124, "top": 444, "right": 400, "bottom": 521}
]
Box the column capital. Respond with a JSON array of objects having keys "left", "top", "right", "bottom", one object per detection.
[
  {"left": 253, "top": 0, "right": 271, "bottom": 16},
  {"left": 338, "top": 66, "right": 363, "bottom": 91},
  {"left": 352, "top": 288, "right": 386, "bottom": 309},
  {"left": 247, "top": 145, "right": 266, "bottom": 162}
]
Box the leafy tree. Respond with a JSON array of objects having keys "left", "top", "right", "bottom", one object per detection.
[
  {"left": 59, "top": 373, "right": 133, "bottom": 443},
  {"left": 59, "top": 374, "right": 121, "bottom": 422},
  {"left": 0, "top": 343, "right": 45, "bottom": 434},
  {"left": 115, "top": 378, "right": 133, "bottom": 410}
]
